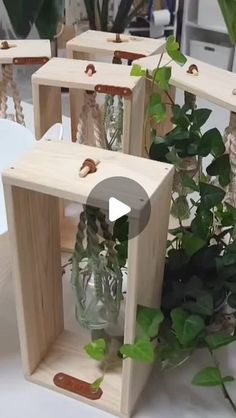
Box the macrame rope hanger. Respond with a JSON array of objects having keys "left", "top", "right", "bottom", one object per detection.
[{"left": 76, "top": 64, "right": 106, "bottom": 148}]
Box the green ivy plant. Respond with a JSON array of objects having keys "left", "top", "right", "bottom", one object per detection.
[{"left": 83, "top": 36, "right": 236, "bottom": 413}]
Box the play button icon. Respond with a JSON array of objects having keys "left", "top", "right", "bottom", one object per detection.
[
  {"left": 86, "top": 176, "right": 151, "bottom": 240},
  {"left": 109, "top": 197, "right": 131, "bottom": 222}
]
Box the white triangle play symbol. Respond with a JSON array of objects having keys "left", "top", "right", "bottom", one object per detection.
[{"left": 109, "top": 197, "right": 131, "bottom": 222}]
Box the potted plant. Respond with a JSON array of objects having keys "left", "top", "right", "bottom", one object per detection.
[{"left": 83, "top": 37, "right": 236, "bottom": 413}]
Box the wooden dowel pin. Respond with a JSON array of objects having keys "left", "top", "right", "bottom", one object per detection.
[
  {"left": 107, "top": 34, "right": 129, "bottom": 43},
  {"left": 187, "top": 64, "right": 199, "bottom": 76},
  {"left": 79, "top": 158, "right": 100, "bottom": 178},
  {"left": 85, "top": 64, "right": 96, "bottom": 77}
]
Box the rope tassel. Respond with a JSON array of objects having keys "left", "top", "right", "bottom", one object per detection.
[
  {"left": 76, "top": 91, "right": 106, "bottom": 148},
  {"left": 0, "top": 64, "right": 25, "bottom": 125}
]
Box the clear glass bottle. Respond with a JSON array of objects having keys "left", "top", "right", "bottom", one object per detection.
[{"left": 72, "top": 256, "right": 123, "bottom": 330}]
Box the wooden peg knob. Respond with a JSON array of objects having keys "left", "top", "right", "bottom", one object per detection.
[
  {"left": 85, "top": 64, "right": 96, "bottom": 77},
  {"left": 1, "top": 41, "right": 10, "bottom": 49},
  {"left": 187, "top": 64, "right": 199, "bottom": 76},
  {"left": 79, "top": 158, "right": 100, "bottom": 178}
]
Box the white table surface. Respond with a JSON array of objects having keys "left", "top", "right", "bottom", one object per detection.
[{"left": 0, "top": 119, "right": 35, "bottom": 234}]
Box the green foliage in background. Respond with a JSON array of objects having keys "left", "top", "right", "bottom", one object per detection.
[
  {"left": 84, "top": 0, "right": 148, "bottom": 32},
  {"left": 218, "top": 0, "right": 236, "bottom": 44},
  {"left": 3, "top": 0, "right": 64, "bottom": 39}
]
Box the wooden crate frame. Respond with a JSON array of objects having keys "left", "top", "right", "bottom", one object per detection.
[
  {"left": 66, "top": 30, "right": 173, "bottom": 141},
  {"left": 3, "top": 141, "right": 173, "bottom": 417},
  {"left": 32, "top": 57, "right": 146, "bottom": 155},
  {"left": 66, "top": 30, "right": 166, "bottom": 63},
  {"left": 0, "top": 39, "right": 51, "bottom": 65},
  {"left": 0, "top": 40, "right": 51, "bottom": 124},
  {"left": 32, "top": 57, "right": 147, "bottom": 251}
]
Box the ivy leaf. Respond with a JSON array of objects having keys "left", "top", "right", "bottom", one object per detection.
[
  {"left": 130, "top": 64, "right": 146, "bottom": 77},
  {"left": 171, "top": 309, "right": 205, "bottom": 346},
  {"left": 184, "top": 294, "right": 213, "bottom": 316},
  {"left": 210, "top": 129, "right": 226, "bottom": 157},
  {"left": 84, "top": 339, "right": 107, "bottom": 362},
  {"left": 166, "top": 127, "right": 189, "bottom": 144},
  {"left": 166, "top": 35, "right": 179, "bottom": 51},
  {"left": 137, "top": 306, "right": 164, "bottom": 338},
  {"left": 206, "top": 154, "right": 231, "bottom": 187},
  {"left": 193, "top": 109, "right": 212, "bottom": 128},
  {"left": 120, "top": 337, "right": 155, "bottom": 363},
  {"left": 199, "top": 183, "right": 225, "bottom": 210},
  {"left": 198, "top": 128, "right": 225, "bottom": 157},
  {"left": 171, "top": 196, "right": 190, "bottom": 220},
  {"left": 191, "top": 210, "right": 213, "bottom": 240},
  {"left": 166, "top": 36, "right": 187, "bottom": 66},
  {"left": 181, "top": 175, "right": 199, "bottom": 192},
  {"left": 182, "top": 233, "right": 206, "bottom": 257},
  {"left": 91, "top": 376, "right": 104, "bottom": 393},
  {"left": 148, "top": 94, "right": 167, "bottom": 123},
  {"left": 149, "top": 138, "right": 169, "bottom": 162},
  {"left": 171, "top": 308, "right": 188, "bottom": 345},
  {"left": 205, "top": 334, "right": 236, "bottom": 351},
  {"left": 153, "top": 66, "right": 172, "bottom": 90},
  {"left": 168, "top": 249, "right": 190, "bottom": 270},
  {"left": 182, "top": 315, "right": 205, "bottom": 346},
  {"left": 192, "top": 367, "right": 222, "bottom": 387}
]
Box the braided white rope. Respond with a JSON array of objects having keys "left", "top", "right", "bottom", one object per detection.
[
  {"left": 224, "top": 112, "right": 236, "bottom": 207},
  {"left": 0, "top": 65, "right": 8, "bottom": 119},
  {"left": 0, "top": 64, "right": 25, "bottom": 125},
  {"left": 226, "top": 132, "right": 236, "bottom": 206},
  {"left": 76, "top": 91, "right": 105, "bottom": 148}
]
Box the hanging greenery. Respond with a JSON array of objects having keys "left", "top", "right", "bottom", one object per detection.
[
  {"left": 218, "top": 0, "right": 236, "bottom": 44},
  {"left": 84, "top": 0, "right": 148, "bottom": 32},
  {"left": 2, "top": 0, "right": 64, "bottom": 39},
  {"left": 83, "top": 37, "right": 236, "bottom": 413}
]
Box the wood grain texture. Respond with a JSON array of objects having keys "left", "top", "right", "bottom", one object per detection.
[
  {"left": 28, "top": 330, "right": 123, "bottom": 416},
  {"left": 31, "top": 57, "right": 142, "bottom": 92},
  {"left": 3, "top": 141, "right": 174, "bottom": 416},
  {"left": 0, "top": 40, "right": 51, "bottom": 64},
  {"left": 32, "top": 84, "right": 62, "bottom": 140},
  {"left": 0, "top": 233, "right": 10, "bottom": 295},
  {"left": 67, "top": 30, "right": 165, "bottom": 58},
  {"left": 127, "top": 77, "right": 146, "bottom": 157},
  {"left": 2, "top": 141, "right": 173, "bottom": 207},
  {"left": 121, "top": 172, "right": 174, "bottom": 416},
  {"left": 136, "top": 53, "right": 236, "bottom": 113},
  {"left": 4, "top": 185, "right": 63, "bottom": 374}
]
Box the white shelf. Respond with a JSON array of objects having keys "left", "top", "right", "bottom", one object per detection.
[
  {"left": 181, "top": 0, "right": 235, "bottom": 72},
  {"left": 186, "top": 19, "right": 228, "bottom": 35}
]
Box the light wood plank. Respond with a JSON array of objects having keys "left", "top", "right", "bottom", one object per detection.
[
  {"left": 136, "top": 53, "right": 236, "bottom": 113},
  {"left": 67, "top": 30, "right": 165, "bottom": 58},
  {"left": 121, "top": 172, "right": 174, "bottom": 416},
  {"left": 128, "top": 77, "right": 146, "bottom": 157},
  {"left": 32, "top": 57, "right": 143, "bottom": 92},
  {"left": 0, "top": 40, "right": 51, "bottom": 64},
  {"left": 4, "top": 185, "right": 63, "bottom": 374},
  {"left": 32, "top": 83, "right": 62, "bottom": 140},
  {"left": 2, "top": 141, "right": 173, "bottom": 208},
  {"left": 0, "top": 233, "right": 10, "bottom": 294},
  {"left": 29, "top": 330, "right": 123, "bottom": 417}
]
